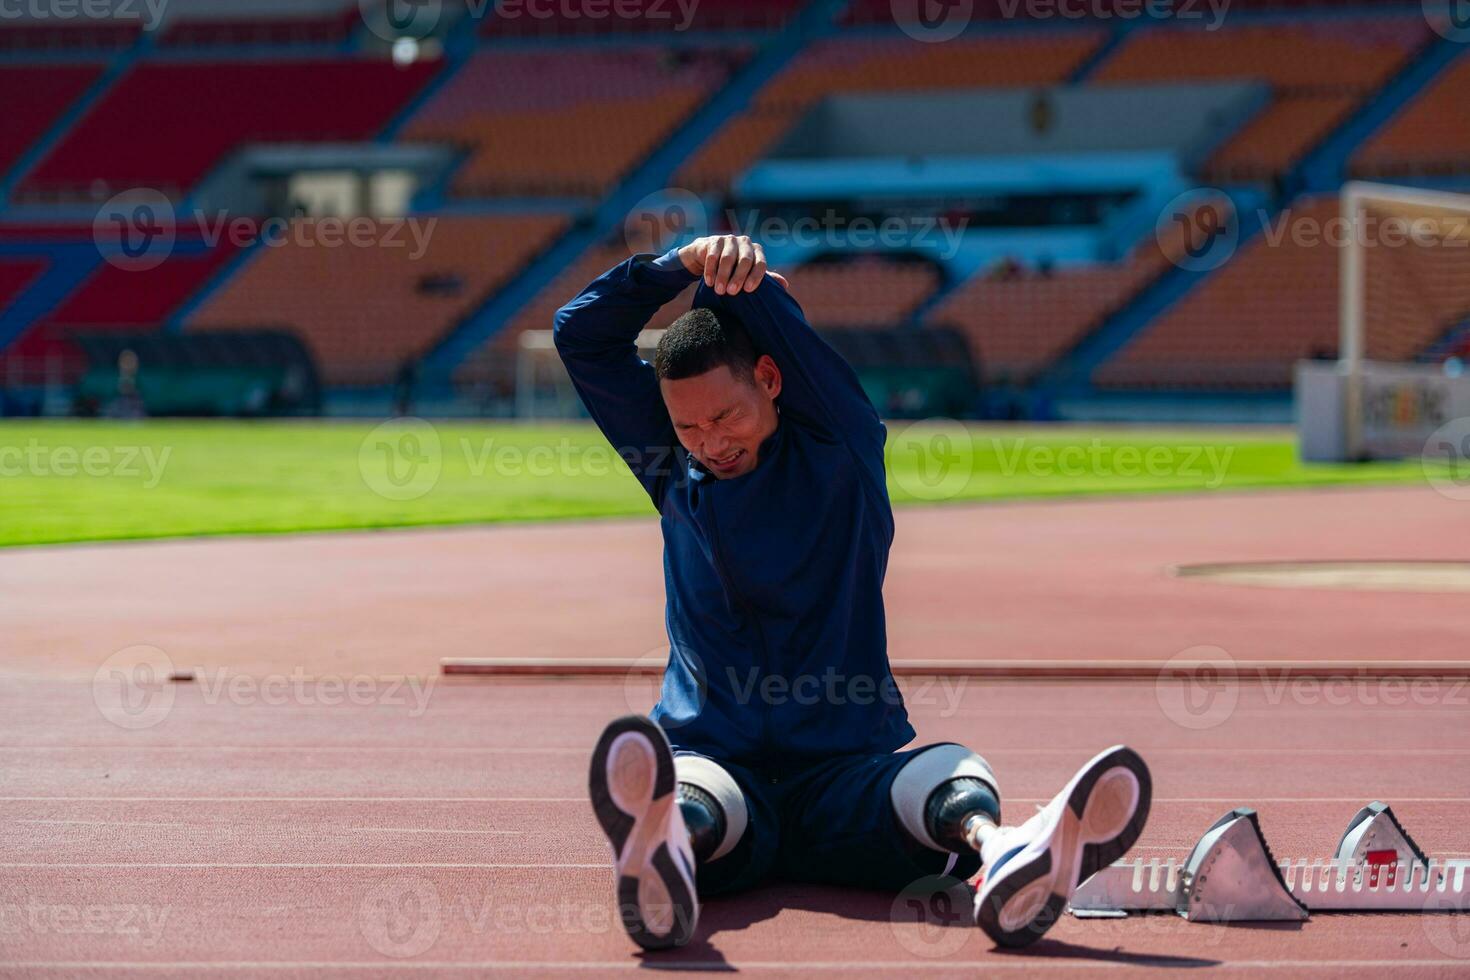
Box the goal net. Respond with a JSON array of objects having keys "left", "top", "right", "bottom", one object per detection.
[
  {"left": 1297, "top": 182, "right": 1470, "bottom": 461},
  {"left": 513, "top": 328, "right": 665, "bottom": 419}
]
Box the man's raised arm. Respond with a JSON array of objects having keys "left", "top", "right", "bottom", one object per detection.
[
  {"left": 553, "top": 254, "right": 697, "bottom": 503},
  {"left": 677, "top": 235, "right": 885, "bottom": 458}
]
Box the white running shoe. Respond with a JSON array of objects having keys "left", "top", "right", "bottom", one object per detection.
[
  {"left": 589, "top": 715, "right": 699, "bottom": 950},
  {"left": 974, "top": 745, "right": 1151, "bottom": 948}
]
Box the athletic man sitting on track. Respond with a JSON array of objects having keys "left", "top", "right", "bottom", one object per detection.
[{"left": 555, "top": 234, "right": 1152, "bottom": 950}]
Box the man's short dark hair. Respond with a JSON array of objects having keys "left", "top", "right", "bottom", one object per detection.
[{"left": 653, "top": 308, "right": 758, "bottom": 382}]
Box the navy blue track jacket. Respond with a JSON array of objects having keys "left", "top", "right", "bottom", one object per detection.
[{"left": 554, "top": 250, "right": 913, "bottom": 769}]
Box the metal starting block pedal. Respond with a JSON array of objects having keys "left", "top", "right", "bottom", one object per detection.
[{"left": 1069, "top": 802, "right": 1470, "bottom": 921}]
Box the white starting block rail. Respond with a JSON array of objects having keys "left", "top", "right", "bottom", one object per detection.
[{"left": 1070, "top": 802, "right": 1470, "bottom": 921}]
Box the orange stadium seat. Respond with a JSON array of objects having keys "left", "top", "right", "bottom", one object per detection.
[
  {"left": 187, "top": 215, "right": 566, "bottom": 385},
  {"left": 1093, "top": 194, "right": 1470, "bottom": 390},
  {"left": 926, "top": 197, "right": 1225, "bottom": 383},
  {"left": 454, "top": 247, "right": 940, "bottom": 391},
  {"left": 784, "top": 257, "right": 940, "bottom": 330},
  {"left": 400, "top": 49, "right": 743, "bottom": 198},
  {"left": 1352, "top": 50, "right": 1470, "bottom": 176},
  {"left": 1091, "top": 17, "right": 1429, "bottom": 180},
  {"left": 677, "top": 30, "right": 1104, "bottom": 193},
  {"left": 455, "top": 242, "right": 696, "bottom": 392}
]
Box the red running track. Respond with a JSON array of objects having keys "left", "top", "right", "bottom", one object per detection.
[
  {"left": 3, "top": 486, "right": 1470, "bottom": 974},
  {"left": 2, "top": 486, "right": 1469, "bottom": 679},
  {"left": 1, "top": 674, "right": 1468, "bottom": 976}
]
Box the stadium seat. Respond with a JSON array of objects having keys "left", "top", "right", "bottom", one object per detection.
[
  {"left": 925, "top": 196, "right": 1225, "bottom": 384},
  {"left": 677, "top": 30, "right": 1105, "bottom": 193},
  {"left": 0, "top": 65, "right": 104, "bottom": 179},
  {"left": 1091, "top": 16, "right": 1429, "bottom": 179},
  {"left": 400, "top": 48, "right": 743, "bottom": 198},
  {"left": 17, "top": 58, "right": 440, "bottom": 201},
  {"left": 479, "top": 0, "right": 796, "bottom": 35},
  {"left": 1352, "top": 50, "right": 1470, "bottom": 177},
  {"left": 187, "top": 215, "right": 566, "bottom": 385},
  {"left": 784, "top": 257, "right": 940, "bottom": 330},
  {"left": 1091, "top": 195, "right": 1470, "bottom": 390}
]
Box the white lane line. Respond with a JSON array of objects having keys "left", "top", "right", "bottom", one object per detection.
[
  {"left": 14, "top": 819, "right": 199, "bottom": 828},
  {"left": 5, "top": 746, "right": 1470, "bottom": 755},
  {"left": 8, "top": 820, "right": 523, "bottom": 835},
  {"left": 0, "top": 863, "right": 607, "bottom": 868},
  {"left": 1, "top": 962, "right": 1466, "bottom": 971},
  {"left": 348, "top": 827, "right": 522, "bottom": 835},
  {"left": 4, "top": 796, "right": 1470, "bottom": 803}
]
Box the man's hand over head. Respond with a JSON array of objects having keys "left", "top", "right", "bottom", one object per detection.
[{"left": 677, "top": 235, "right": 788, "bottom": 295}]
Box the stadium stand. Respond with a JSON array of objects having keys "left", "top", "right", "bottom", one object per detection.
[
  {"left": 1351, "top": 50, "right": 1470, "bottom": 177},
  {"left": 454, "top": 240, "right": 693, "bottom": 394},
  {"left": 677, "top": 30, "right": 1105, "bottom": 193},
  {"left": 399, "top": 48, "right": 743, "bottom": 198},
  {"left": 0, "top": 260, "right": 47, "bottom": 316},
  {"left": 454, "top": 245, "right": 941, "bottom": 395},
  {"left": 0, "top": 19, "right": 141, "bottom": 51},
  {"left": 16, "top": 58, "right": 440, "bottom": 201},
  {"left": 785, "top": 256, "right": 940, "bottom": 329},
  {"left": 1090, "top": 16, "right": 1430, "bottom": 180},
  {"left": 924, "top": 196, "right": 1222, "bottom": 384},
  {"left": 0, "top": 65, "right": 104, "bottom": 179},
  {"left": 479, "top": 0, "right": 797, "bottom": 35},
  {"left": 0, "top": 236, "right": 243, "bottom": 370},
  {"left": 187, "top": 215, "right": 566, "bottom": 385},
  {"left": 1089, "top": 194, "right": 1470, "bottom": 390},
  {"left": 159, "top": 7, "right": 359, "bottom": 47},
  {"left": 840, "top": 0, "right": 1426, "bottom": 25}
]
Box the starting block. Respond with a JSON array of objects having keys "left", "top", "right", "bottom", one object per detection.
[{"left": 1070, "top": 802, "right": 1470, "bottom": 921}]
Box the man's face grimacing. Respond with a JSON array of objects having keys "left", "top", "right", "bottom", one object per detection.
[{"left": 660, "top": 355, "right": 781, "bottom": 479}]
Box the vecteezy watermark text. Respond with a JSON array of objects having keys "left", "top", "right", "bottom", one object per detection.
[
  {"left": 94, "top": 189, "right": 436, "bottom": 272},
  {"left": 0, "top": 0, "right": 169, "bottom": 30},
  {"left": 0, "top": 901, "right": 171, "bottom": 947},
  {"left": 993, "top": 437, "right": 1235, "bottom": 488},
  {"left": 0, "top": 440, "right": 170, "bottom": 487}
]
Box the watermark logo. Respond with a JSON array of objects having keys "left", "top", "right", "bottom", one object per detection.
[
  {"left": 0, "top": 0, "right": 170, "bottom": 31},
  {"left": 624, "top": 188, "right": 708, "bottom": 256},
  {"left": 1157, "top": 189, "right": 1238, "bottom": 272},
  {"left": 889, "top": 875, "right": 973, "bottom": 957},
  {"left": 891, "top": 0, "right": 973, "bottom": 43},
  {"left": 0, "top": 440, "right": 171, "bottom": 487},
  {"left": 0, "top": 901, "right": 171, "bottom": 946},
  {"left": 1424, "top": 0, "right": 1470, "bottom": 43},
  {"left": 728, "top": 208, "right": 968, "bottom": 260},
  {"left": 1422, "top": 416, "right": 1470, "bottom": 501},
  {"left": 1155, "top": 645, "right": 1238, "bottom": 730},
  {"left": 360, "top": 417, "right": 443, "bottom": 501},
  {"left": 622, "top": 646, "right": 704, "bottom": 729},
  {"left": 94, "top": 189, "right": 176, "bottom": 272},
  {"left": 887, "top": 418, "right": 974, "bottom": 501},
  {"left": 993, "top": 0, "right": 1230, "bottom": 29},
  {"left": 360, "top": 0, "right": 442, "bottom": 40},
  {"left": 991, "top": 436, "right": 1235, "bottom": 488},
  {"left": 1422, "top": 883, "right": 1470, "bottom": 958},
  {"left": 359, "top": 874, "right": 442, "bottom": 958},
  {"left": 93, "top": 645, "right": 176, "bottom": 730},
  {"left": 491, "top": 0, "right": 703, "bottom": 31}
]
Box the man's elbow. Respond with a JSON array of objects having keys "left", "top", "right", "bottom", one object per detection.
[{"left": 552, "top": 302, "right": 581, "bottom": 356}]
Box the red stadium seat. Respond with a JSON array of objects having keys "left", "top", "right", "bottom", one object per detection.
[{"left": 17, "top": 58, "right": 440, "bottom": 201}]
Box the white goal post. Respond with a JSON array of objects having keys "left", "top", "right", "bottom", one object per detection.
[
  {"left": 1298, "top": 182, "right": 1470, "bottom": 461},
  {"left": 514, "top": 328, "right": 666, "bottom": 419}
]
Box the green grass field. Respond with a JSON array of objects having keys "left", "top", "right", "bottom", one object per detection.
[{"left": 0, "top": 419, "right": 1443, "bottom": 548}]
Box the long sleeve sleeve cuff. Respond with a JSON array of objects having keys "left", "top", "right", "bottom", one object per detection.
[{"left": 633, "top": 248, "right": 699, "bottom": 288}]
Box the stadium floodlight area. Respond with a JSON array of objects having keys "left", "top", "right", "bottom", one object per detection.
[
  {"left": 1298, "top": 182, "right": 1470, "bottom": 461},
  {"left": 515, "top": 329, "right": 665, "bottom": 419}
]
